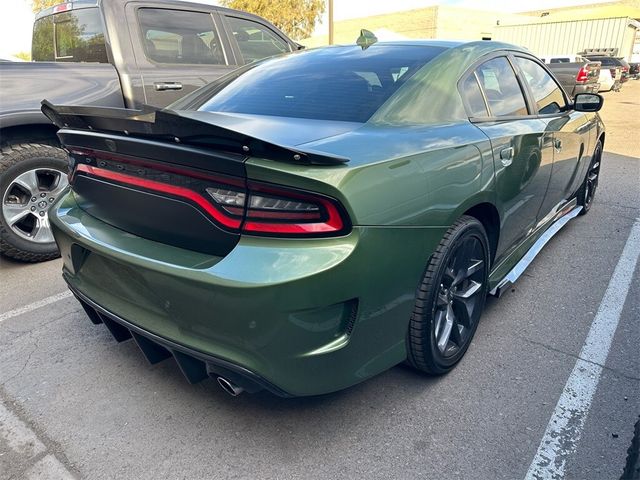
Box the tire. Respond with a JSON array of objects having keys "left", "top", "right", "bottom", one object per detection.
[
  {"left": 577, "top": 140, "right": 602, "bottom": 216},
  {"left": 0, "top": 142, "right": 69, "bottom": 262},
  {"left": 407, "top": 215, "right": 490, "bottom": 374},
  {"left": 622, "top": 417, "right": 640, "bottom": 479}
]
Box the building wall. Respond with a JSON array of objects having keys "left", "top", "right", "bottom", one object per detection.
[
  {"left": 495, "top": 17, "right": 637, "bottom": 59},
  {"left": 434, "top": 6, "right": 528, "bottom": 40},
  {"left": 522, "top": 0, "right": 640, "bottom": 22}
]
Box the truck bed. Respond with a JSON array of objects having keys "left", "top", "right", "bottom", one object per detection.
[{"left": 0, "top": 62, "right": 124, "bottom": 129}]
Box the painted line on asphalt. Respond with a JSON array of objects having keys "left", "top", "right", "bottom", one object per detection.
[
  {"left": 0, "top": 401, "right": 76, "bottom": 479},
  {"left": 0, "top": 290, "right": 73, "bottom": 324},
  {"left": 525, "top": 218, "right": 640, "bottom": 480}
]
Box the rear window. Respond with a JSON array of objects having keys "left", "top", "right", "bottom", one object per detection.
[
  {"left": 32, "top": 7, "right": 107, "bottom": 62},
  {"left": 198, "top": 45, "right": 445, "bottom": 123}
]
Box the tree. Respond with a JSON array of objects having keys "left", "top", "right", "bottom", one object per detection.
[
  {"left": 220, "top": 0, "right": 324, "bottom": 40},
  {"left": 29, "top": 0, "right": 59, "bottom": 13}
]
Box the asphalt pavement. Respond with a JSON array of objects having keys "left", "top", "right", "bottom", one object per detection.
[{"left": 0, "top": 81, "right": 639, "bottom": 480}]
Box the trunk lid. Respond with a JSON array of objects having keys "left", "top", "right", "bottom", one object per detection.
[{"left": 43, "top": 103, "right": 351, "bottom": 256}]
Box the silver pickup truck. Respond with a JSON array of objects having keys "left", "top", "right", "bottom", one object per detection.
[{"left": 0, "top": 0, "right": 298, "bottom": 261}]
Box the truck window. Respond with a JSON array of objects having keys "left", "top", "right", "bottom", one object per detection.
[
  {"left": 32, "top": 7, "right": 108, "bottom": 62},
  {"left": 138, "top": 9, "right": 225, "bottom": 65},
  {"left": 225, "top": 16, "right": 289, "bottom": 63}
]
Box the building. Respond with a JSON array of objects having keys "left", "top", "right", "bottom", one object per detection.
[
  {"left": 300, "top": 5, "right": 530, "bottom": 47},
  {"left": 301, "top": 1, "right": 640, "bottom": 61},
  {"left": 494, "top": 16, "right": 640, "bottom": 60}
]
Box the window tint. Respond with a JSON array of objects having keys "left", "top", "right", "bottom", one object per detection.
[
  {"left": 461, "top": 73, "right": 488, "bottom": 117},
  {"left": 138, "top": 9, "right": 224, "bottom": 65},
  {"left": 476, "top": 57, "right": 528, "bottom": 117},
  {"left": 515, "top": 57, "right": 566, "bottom": 114},
  {"left": 226, "top": 16, "right": 289, "bottom": 63},
  {"left": 32, "top": 8, "right": 107, "bottom": 62},
  {"left": 198, "top": 45, "right": 445, "bottom": 123}
]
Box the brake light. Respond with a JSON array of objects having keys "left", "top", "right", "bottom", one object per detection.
[
  {"left": 242, "top": 182, "right": 346, "bottom": 235},
  {"left": 53, "top": 2, "right": 72, "bottom": 13},
  {"left": 576, "top": 66, "right": 589, "bottom": 83},
  {"left": 71, "top": 150, "right": 350, "bottom": 238}
]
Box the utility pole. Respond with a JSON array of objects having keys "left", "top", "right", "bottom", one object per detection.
[{"left": 328, "top": 0, "right": 334, "bottom": 45}]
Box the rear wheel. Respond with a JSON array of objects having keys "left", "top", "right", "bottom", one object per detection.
[
  {"left": 0, "top": 143, "right": 69, "bottom": 262},
  {"left": 577, "top": 140, "right": 602, "bottom": 216},
  {"left": 407, "top": 215, "right": 490, "bottom": 374}
]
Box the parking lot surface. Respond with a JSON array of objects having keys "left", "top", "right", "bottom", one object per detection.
[{"left": 1, "top": 82, "right": 639, "bottom": 480}]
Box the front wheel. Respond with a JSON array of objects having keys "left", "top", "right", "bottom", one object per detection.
[
  {"left": 0, "top": 143, "right": 69, "bottom": 262},
  {"left": 577, "top": 140, "right": 602, "bottom": 216},
  {"left": 407, "top": 215, "right": 490, "bottom": 375}
]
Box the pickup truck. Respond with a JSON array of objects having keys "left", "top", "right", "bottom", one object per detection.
[
  {"left": 541, "top": 57, "right": 601, "bottom": 100},
  {"left": 0, "top": 0, "right": 298, "bottom": 262}
]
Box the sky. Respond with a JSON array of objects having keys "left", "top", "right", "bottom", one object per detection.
[{"left": 0, "top": 0, "right": 612, "bottom": 57}]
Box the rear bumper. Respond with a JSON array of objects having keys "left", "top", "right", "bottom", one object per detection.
[
  {"left": 69, "top": 284, "right": 292, "bottom": 396},
  {"left": 573, "top": 83, "right": 600, "bottom": 96},
  {"left": 51, "top": 192, "right": 446, "bottom": 396}
]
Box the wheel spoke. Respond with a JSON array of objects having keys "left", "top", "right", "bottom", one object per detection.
[
  {"left": 434, "top": 309, "right": 446, "bottom": 339},
  {"left": 453, "top": 296, "right": 473, "bottom": 327},
  {"left": 436, "top": 305, "right": 454, "bottom": 353},
  {"left": 2, "top": 203, "right": 31, "bottom": 226},
  {"left": 31, "top": 217, "right": 54, "bottom": 243},
  {"left": 465, "top": 259, "right": 484, "bottom": 279},
  {"left": 454, "top": 280, "right": 482, "bottom": 299},
  {"left": 13, "top": 170, "right": 40, "bottom": 196}
]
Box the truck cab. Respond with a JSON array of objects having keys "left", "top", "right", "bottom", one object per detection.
[{"left": 0, "top": 0, "right": 298, "bottom": 262}]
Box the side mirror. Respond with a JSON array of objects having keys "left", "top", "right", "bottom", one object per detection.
[{"left": 573, "top": 93, "right": 604, "bottom": 112}]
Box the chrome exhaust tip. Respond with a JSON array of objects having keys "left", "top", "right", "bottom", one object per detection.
[{"left": 217, "top": 376, "right": 244, "bottom": 396}]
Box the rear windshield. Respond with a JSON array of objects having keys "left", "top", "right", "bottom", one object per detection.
[
  {"left": 32, "top": 7, "right": 108, "bottom": 62},
  {"left": 197, "top": 45, "right": 446, "bottom": 123}
]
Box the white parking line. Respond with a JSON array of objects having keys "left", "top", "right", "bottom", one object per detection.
[
  {"left": 525, "top": 218, "right": 640, "bottom": 480},
  {"left": 0, "top": 290, "right": 73, "bottom": 324}
]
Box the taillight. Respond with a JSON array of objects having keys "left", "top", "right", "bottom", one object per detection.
[
  {"left": 71, "top": 149, "right": 350, "bottom": 238},
  {"left": 52, "top": 2, "right": 73, "bottom": 13},
  {"left": 242, "top": 182, "right": 347, "bottom": 235},
  {"left": 576, "top": 66, "right": 589, "bottom": 83}
]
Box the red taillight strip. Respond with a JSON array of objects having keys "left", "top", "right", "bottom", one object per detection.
[
  {"left": 71, "top": 148, "right": 244, "bottom": 187},
  {"left": 75, "top": 164, "right": 241, "bottom": 229},
  {"left": 243, "top": 193, "right": 345, "bottom": 235}
]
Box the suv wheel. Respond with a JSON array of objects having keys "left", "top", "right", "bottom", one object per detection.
[{"left": 0, "top": 143, "right": 69, "bottom": 262}]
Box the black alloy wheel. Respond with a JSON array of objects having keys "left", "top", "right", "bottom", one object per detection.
[
  {"left": 578, "top": 140, "right": 602, "bottom": 216},
  {"left": 408, "top": 215, "right": 490, "bottom": 374}
]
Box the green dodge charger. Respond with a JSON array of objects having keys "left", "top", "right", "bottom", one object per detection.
[{"left": 43, "top": 39, "right": 605, "bottom": 397}]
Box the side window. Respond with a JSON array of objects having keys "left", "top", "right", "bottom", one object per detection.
[
  {"left": 475, "top": 57, "right": 528, "bottom": 117},
  {"left": 226, "top": 16, "right": 289, "bottom": 63},
  {"left": 514, "top": 57, "right": 566, "bottom": 115},
  {"left": 138, "top": 9, "right": 225, "bottom": 65},
  {"left": 460, "top": 73, "right": 488, "bottom": 117}
]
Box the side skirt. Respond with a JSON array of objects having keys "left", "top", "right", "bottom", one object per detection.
[{"left": 489, "top": 204, "right": 582, "bottom": 297}]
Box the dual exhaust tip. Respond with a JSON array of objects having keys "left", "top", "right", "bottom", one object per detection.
[{"left": 217, "top": 376, "right": 244, "bottom": 396}]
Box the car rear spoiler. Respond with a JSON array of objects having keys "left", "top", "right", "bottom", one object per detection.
[{"left": 41, "top": 101, "right": 349, "bottom": 166}]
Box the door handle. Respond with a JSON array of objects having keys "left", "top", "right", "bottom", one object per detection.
[
  {"left": 499, "top": 147, "right": 514, "bottom": 167},
  {"left": 554, "top": 139, "right": 563, "bottom": 151},
  {"left": 154, "top": 82, "right": 183, "bottom": 91}
]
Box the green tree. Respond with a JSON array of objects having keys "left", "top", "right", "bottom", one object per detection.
[
  {"left": 29, "top": 0, "right": 59, "bottom": 13},
  {"left": 14, "top": 51, "right": 32, "bottom": 61},
  {"left": 220, "top": 0, "right": 325, "bottom": 40}
]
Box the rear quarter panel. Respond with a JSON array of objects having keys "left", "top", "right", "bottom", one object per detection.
[{"left": 245, "top": 122, "right": 495, "bottom": 228}]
